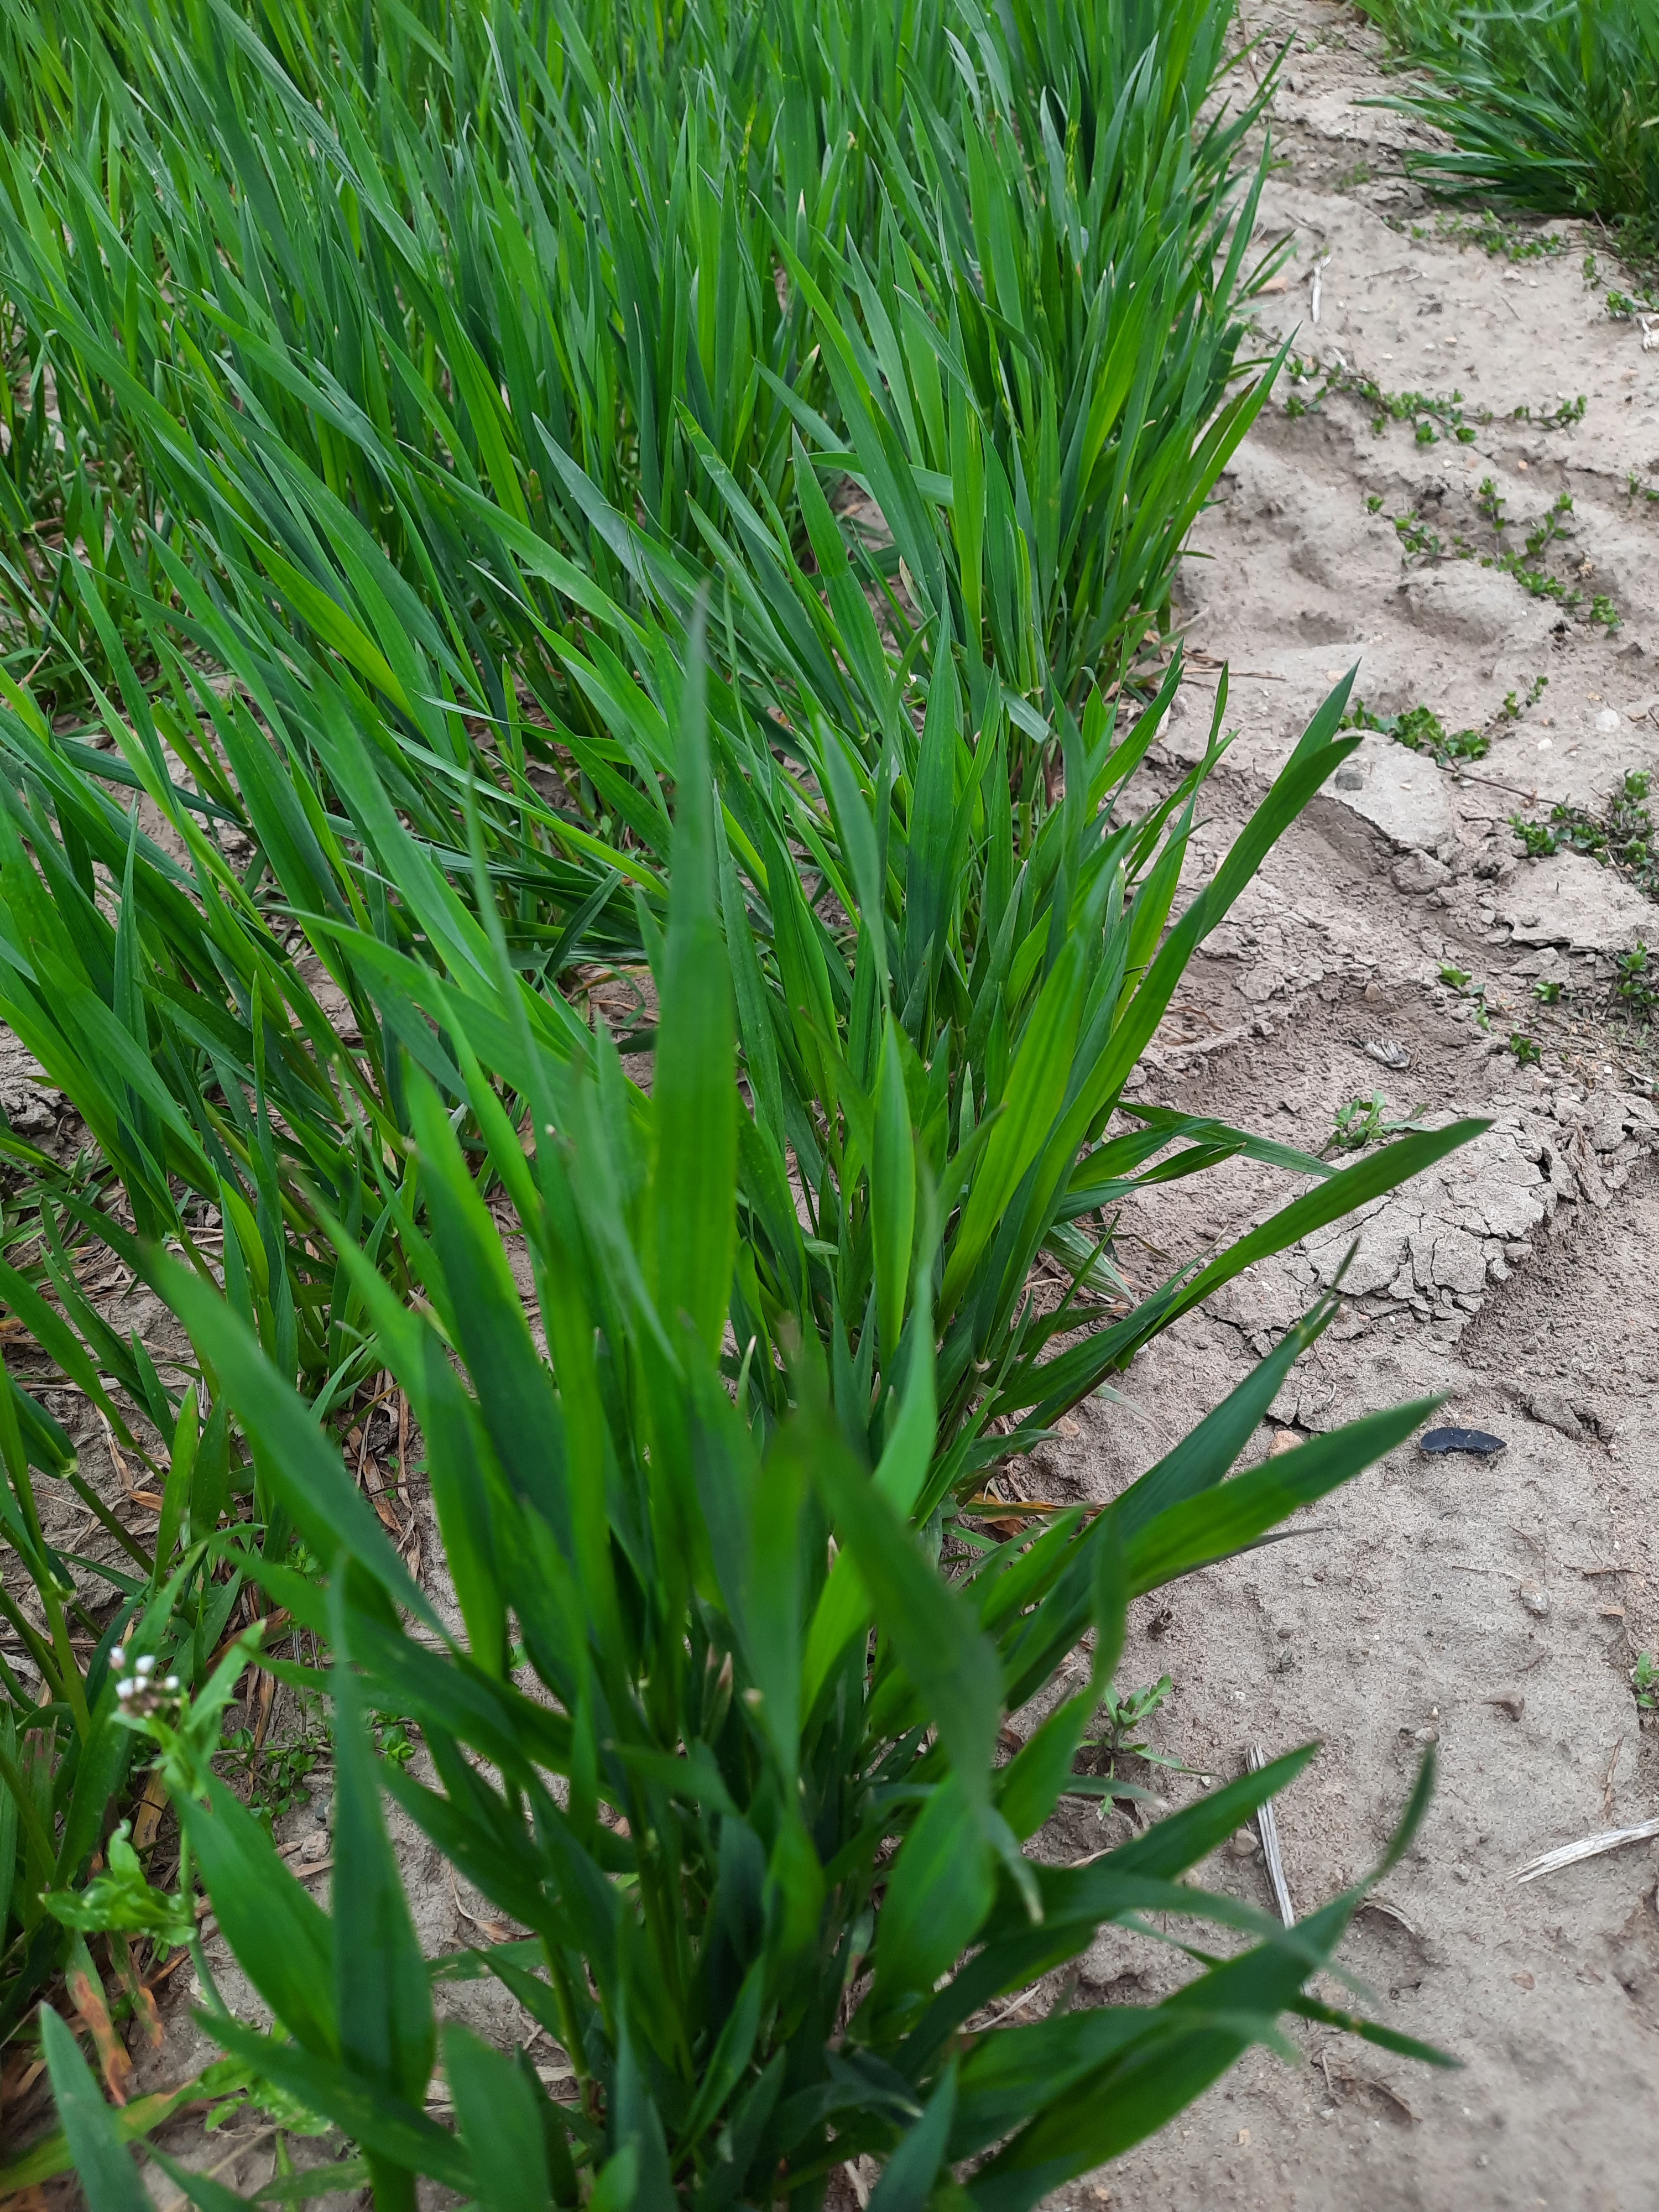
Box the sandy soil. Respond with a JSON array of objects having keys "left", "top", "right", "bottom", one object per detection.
[
  {"left": 6, "top": 3, "right": 1659, "bottom": 2201},
  {"left": 1044, "top": 4, "right": 1659, "bottom": 2205}
]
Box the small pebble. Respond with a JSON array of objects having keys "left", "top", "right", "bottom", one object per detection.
[
  {"left": 1519, "top": 1580, "right": 1551, "bottom": 1619},
  {"left": 1453, "top": 1863, "right": 1472, "bottom": 1884}
]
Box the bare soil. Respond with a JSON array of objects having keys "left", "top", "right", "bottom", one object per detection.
[{"left": 1047, "top": 4, "right": 1659, "bottom": 2205}]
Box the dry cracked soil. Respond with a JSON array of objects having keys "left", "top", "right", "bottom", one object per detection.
[
  {"left": 6, "top": 2, "right": 1659, "bottom": 2205},
  {"left": 1044, "top": 4, "right": 1659, "bottom": 2205}
]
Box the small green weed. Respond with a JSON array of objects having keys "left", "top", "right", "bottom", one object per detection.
[
  {"left": 1616, "top": 942, "right": 1659, "bottom": 1016},
  {"left": 1509, "top": 1033, "right": 1542, "bottom": 1066},
  {"left": 1343, "top": 696, "right": 1489, "bottom": 764},
  {"left": 1473, "top": 491, "right": 1620, "bottom": 624},
  {"left": 1526, "top": 491, "right": 1574, "bottom": 559},
  {"left": 1370, "top": 472, "right": 1617, "bottom": 628},
  {"left": 1286, "top": 352, "right": 1486, "bottom": 441},
  {"left": 1510, "top": 395, "right": 1588, "bottom": 427},
  {"left": 1531, "top": 978, "right": 1563, "bottom": 1005},
  {"left": 1328, "top": 1093, "right": 1388, "bottom": 1151},
  {"left": 374, "top": 1712, "right": 418, "bottom": 1770},
  {"left": 1502, "top": 674, "right": 1549, "bottom": 718},
  {"left": 1635, "top": 1652, "right": 1659, "bottom": 1712},
  {"left": 217, "top": 1722, "right": 325, "bottom": 1834},
  {"left": 1093, "top": 1675, "right": 1175, "bottom": 1769},
  {"left": 1325, "top": 1092, "right": 1431, "bottom": 1152},
  {"left": 1512, "top": 771, "right": 1659, "bottom": 898},
  {"left": 1415, "top": 210, "right": 1571, "bottom": 260},
  {"left": 1438, "top": 966, "right": 1491, "bottom": 1027}
]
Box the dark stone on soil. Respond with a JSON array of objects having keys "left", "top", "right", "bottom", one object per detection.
[{"left": 1420, "top": 1425, "right": 1507, "bottom": 1456}]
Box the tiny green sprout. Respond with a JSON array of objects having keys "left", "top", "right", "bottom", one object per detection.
[
  {"left": 1439, "top": 963, "right": 1472, "bottom": 990},
  {"left": 1635, "top": 1653, "right": 1658, "bottom": 1713},
  {"left": 1511, "top": 814, "right": 1559, "bottom": 858},
  {"left": 1366, "top": 492, "right": 1384, "bottom": 513},
  {"left": 1327, "top": 1091, "right": 1387, "bottom": 1151},
  {"left": 1615, "top": 942, "right": 1659, "bottom": 1017},
  {"left": 1503, "top": 691, "right": 1520, "bottom": 719},
  {"left": 374, "top": 1712, "right": 418, "bottom": 1769},
  {"left": 1531, "top": 978, "right": 1562, "bottom": 1005},
  {"left": 1509, "top": 1033, "right": 1542, "bottom": 1066},
  {"left": 1415, "top": 420, "right": 1437, "bottom": 445},
  {"left": 1092, "top": 1674, "right": 1175, "bottom": 1771},
  {"left": 1591, "top": 594, "right": 1622, "bottom": 633}
]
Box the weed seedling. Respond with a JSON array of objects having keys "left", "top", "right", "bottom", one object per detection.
[
  {"left": 1325, "top": 1092, "right": 1431, "bottom": 1153},
  {"left": 1635, "top": 1653, "right": 1658, "bottom": 1712},
  {"left": 1421, "top": 210, "right": 1569, "bottom": 263},
  {"left": 1394, "top": 512, "right": 1443, "bottom": 562},
  {"left": 217, "top": 1720, "right": 326, "bottom": 1835},
  {"left": 1512, "top": 815, "right": 1559, "bottom": 857},
  {"left": 1531, "top": 978, "right": 1563, "bottom": 1005},
  {"left": 1327, "top": 1092, "right": 1388, "bottom": 1151},
  {"left": 1516, "top": 772, "right": 1658, "bottom": 898},
  {"left": 1615, "top": 942, "right": 1659, "bottom": 1018},
  {"left": 1501, "top": 674, "right": 1550, "bottom": 719},
  {"left": 1525, "top": 492, "right": 1574, "bottom": 560},
  {"left": 1093, "top": 1675, "right": 1175, "bottom": 1770},
  {"left": 1509, "top": 1033, "right": 1543, "bottom": 1066},
  {"left": 1438, "top": 966, "right": 1490, "bottom": 1027},
  {"left": 374, "top": 1713, "right": 418, "bottom": 1770},
  {"left": 1344, "top": 696, "right": 1488, "bottom": 764}
]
